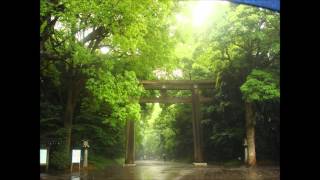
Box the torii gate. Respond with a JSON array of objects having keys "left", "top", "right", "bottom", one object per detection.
[{"left": 124, "top": 80, "right": 214, "bottom": 166}]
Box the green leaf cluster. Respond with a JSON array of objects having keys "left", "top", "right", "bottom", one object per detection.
[{"left": 240, "top": 69, "right": 279, "bottom": 102}]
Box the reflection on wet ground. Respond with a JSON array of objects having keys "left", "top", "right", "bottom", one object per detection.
[{"left": 40, "top": 160, "right": 280, "bottom": 180}]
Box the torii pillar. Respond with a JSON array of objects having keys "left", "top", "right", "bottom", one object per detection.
[
  {"left": 192, "top": 85, "right": 207, "bottom": 166},
  {"left": 124, "top": 119, "right": 136, "bottom": 166}
]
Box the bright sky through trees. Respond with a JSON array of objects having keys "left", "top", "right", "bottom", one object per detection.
[
  {"left": 100, "top": 47, "right": 110, "bottom": 54},
  {"left": 173, "top": 0, "right": 231, "bottom": 61},
  {"left": 191, "top": 0, "right": 217, "bottom": 27},
  {"left": 173, "top": 69, "right": 183, "bottom": 78},
  {"left": 189, "top": 0, "right": 230, "bottom": 27}
]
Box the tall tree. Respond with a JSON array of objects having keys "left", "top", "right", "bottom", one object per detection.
[
  {"left": 169, "top": 3, "right": 280, "bottom": 164},
  {"left": 240, "top": 69, "right": 279, "bottom": 166},
  {"left": 40, "top": 0, "right": 177, "bottom": 159}
]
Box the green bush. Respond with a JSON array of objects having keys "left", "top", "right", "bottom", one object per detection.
[
  {"left": 89, "top": 154, "right": 124, "bottom": 170},
  {"left": 49, "top": 146, "right": 70, "bottom": 170}
]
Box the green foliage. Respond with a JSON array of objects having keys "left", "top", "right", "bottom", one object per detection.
[
  {"left": 210, "top": 128, "right": 244, "bottom": 145},
  {"left": 166, "top": 2, "right": 280, "bottom": 162},
  {"left": 240, "top": 69, "right": 279, "bottom": 102},
  {"left": 88, "top": 154, "right": 124, "bottom": 170},
  {"left": 86, "top": 70, "right": 143, "bottom": 123},
  {"left": 41, "top": 0, "right": 280, "bottom": 167},
  {"left": 50, "top": 145, "right": 70, "bottom": 170},
  {"left": 41, "top": 0, "right": 176, "bottom": 169}
]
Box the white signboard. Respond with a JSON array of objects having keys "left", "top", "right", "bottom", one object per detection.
[
  {"left": 40, "top": 149, "right": 47, "bottom": 165},
  {"left": 72, "top": 149, "right": 81, "bottom": 163}
]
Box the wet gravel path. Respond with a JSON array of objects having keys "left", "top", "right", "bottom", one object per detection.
[{"left": 40, "top": 160, "right": 280, "bottom": 180}]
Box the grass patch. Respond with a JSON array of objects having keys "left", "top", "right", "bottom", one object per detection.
[{"left": 89, "top": 155, "right": 124, "bottom": 170}]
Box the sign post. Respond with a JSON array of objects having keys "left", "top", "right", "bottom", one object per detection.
[
  {"left": 40, "top": 148, "right": 49, "bottom": 172},
  {"left": 71, "top": 149, "right": 81, "bottom": 172}
]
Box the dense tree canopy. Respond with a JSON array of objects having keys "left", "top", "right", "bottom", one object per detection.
[
  {"left": 136, "top": 2, "right": 279, "bottom": 164},
  {"left": 40, "top": 0, "right": 279, "bottom": 170}
]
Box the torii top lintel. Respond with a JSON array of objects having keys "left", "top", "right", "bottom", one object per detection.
[{"left": 140, "top": 80, "right": 215, "bottom": 90}]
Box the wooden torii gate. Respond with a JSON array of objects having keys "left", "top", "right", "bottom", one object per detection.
[{"left": 124, "top": 80, "right": 214, "bottom": 166}]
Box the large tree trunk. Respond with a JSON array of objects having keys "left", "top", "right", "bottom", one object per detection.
[
  {"left": 245, "top": 101, "right": 256, "bottom": 166},
  {"left": 63, "top": 73, "right": 85, "bottom": 156},
  {"left": 63, "top": 85, "right": 74, "bottom": 155}
]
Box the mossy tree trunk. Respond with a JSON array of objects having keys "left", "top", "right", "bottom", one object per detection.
[{"left": 245, "top": 101, "right": 256, "bottom": 166}]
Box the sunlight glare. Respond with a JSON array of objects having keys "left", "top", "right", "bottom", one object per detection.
[{"left": 191, "top": 1, "right": 218, "bottom": 27}]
